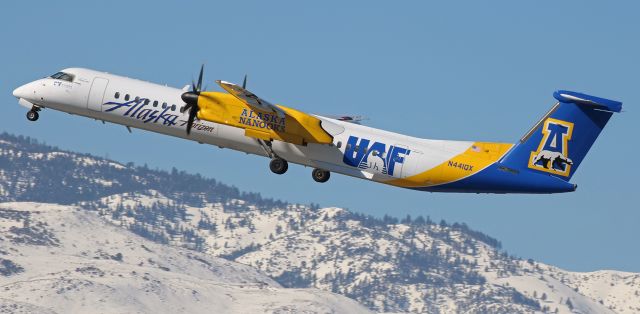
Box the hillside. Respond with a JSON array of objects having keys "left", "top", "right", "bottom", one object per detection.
[
  {"left": 1, "top": 132, "right": 638, "bottom": 313},
  {"left": 84, "top": 190, "right": 640, "bottom": 313},
  {"left": 0, "top": 202, "right": 370, "bottom": 313}
]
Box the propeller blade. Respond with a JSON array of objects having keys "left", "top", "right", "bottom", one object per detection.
[
  {"left": 242, "top": 74, "right": 247, "bottom": 89},
  {"left": 196, "top": 64, "right": 204, "bottom": 92},
  {"left": 186, "top": 105, "right": 197, "bottom": 135},
  {"left": 182, "top": 65, "right": 206, "bottom": 135}
]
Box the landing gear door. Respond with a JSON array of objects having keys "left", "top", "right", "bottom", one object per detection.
[{"left": 87, "top": 77, "right": 109, "bottom": 111}]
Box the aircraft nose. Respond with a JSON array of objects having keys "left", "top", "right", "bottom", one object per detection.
[{"left": 12, "top": 84, "right": 30, "bottom": 99}]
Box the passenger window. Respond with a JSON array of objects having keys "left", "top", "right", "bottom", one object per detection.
[
  {"left": 134, "top": 96, "right": 140, "bottom": 102},
  {"left": 153, "top": 101, "right": 158, "bottom": 107},
  {"left": 162, "top": 102, "right": 167, "bottom": 109},
  {"left": 346, "top": 144, "right": 352, "bottom": 150},
  {"left": 171, "top": 105, "right": 176, "bottom": 111},
  {"left": 114, "top": 92, "right": 119, "bottom": 99},
  {"left": 180, "top": 106, "right": 185, "bottom": 113},
  {"left": 336, "top": 141, "right": 342, "bottom": 148},
  {"left": 372, "top": 150, "right": 378, "bottom": 156},
  {"left": 125, "top": 94, "right": 130, "bottom": 101},
  {"left": 144, "top": 99, "right": 150, "bottom": 105}
]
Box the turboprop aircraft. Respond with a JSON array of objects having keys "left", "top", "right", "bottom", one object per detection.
[{"left": 12, "top": 66, "right": 622, "bottom": 193}]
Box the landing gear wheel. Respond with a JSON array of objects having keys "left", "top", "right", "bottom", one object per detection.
[
  {"left": 269, "top": 158, "right": 288, "bottom": 175},
  {"left": 312, "top": 168, "right": 330, "bottom": 183},
  {"left": 26, "top": 110, "right": 39, "bottom": 121}
]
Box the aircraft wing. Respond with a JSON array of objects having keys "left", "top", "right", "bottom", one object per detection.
[
  {"left": 216, "top": 80, "right": 286, "bottom": 118},
  {"left": 192, "top": 79, "right": 339, "bottom": 145}
]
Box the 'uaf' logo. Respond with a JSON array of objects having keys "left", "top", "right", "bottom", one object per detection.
[
  {"left": 528, "top": 118, "right": 574, "bottom": 176},
  {"left": 342, "top": 136, "right": 410, "bottom": 177}
]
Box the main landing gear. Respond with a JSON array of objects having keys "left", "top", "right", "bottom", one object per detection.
[
  {"left": 270, "top": 158, "right": 289, "bottom": 175},
  {"left": 257, "top": 139, "right": 289, "bottom": 175},
  {"left": 26, "top": 107, "right": 40, "bottom": 121},
  {"left": 257, "top": 138, "right": 330, "bottom": 182},
  {"left": 312, "top": 168, "right": 330, "bottom": 183}
]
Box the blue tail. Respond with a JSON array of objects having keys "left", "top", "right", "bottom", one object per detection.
[{"left": 500, "top": 90, "right": 622, "bottom": 181}]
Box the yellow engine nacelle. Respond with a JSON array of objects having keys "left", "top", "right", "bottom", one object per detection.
[{"left": 196, "top": 91, "right": 333, "bottom": 145}]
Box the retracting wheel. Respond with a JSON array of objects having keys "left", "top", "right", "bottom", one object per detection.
[
  {"left": 312, "top": 168, "right": 330, "bottom": 183},
  {"left": 269, "top": 158, "right": 288, "bottom": 175},
  {"left": 26, "top": 110, "right": 39, "bottom": 121}
]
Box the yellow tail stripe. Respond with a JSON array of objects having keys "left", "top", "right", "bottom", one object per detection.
[{"left": 387, "top": 142, "right": 513, "bottom": 188}]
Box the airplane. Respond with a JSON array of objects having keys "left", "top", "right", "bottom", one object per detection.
[{"left": 12, "top": 66, "right": 622, "bottom": 194}]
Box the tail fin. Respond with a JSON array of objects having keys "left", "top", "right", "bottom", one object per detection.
[{"left": 500, "top": 90, "right": 622, "bottom": 181}]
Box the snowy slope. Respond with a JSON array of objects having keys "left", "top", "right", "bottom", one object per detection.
[
  {"left": 87, "top": 191, "right": 639, "bottom": 313},
  {"left": 549, "top": 269, "right": 640, "bottom": 313},
  {"left": 0, "top": 202, "right": 371, "bottom": 314}
]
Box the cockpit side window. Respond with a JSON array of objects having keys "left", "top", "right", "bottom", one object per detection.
[{"left": 50, "top": 71, "right": 75, "bottom": 82}]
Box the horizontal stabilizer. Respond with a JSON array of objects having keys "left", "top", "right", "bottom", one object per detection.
[{"left": 553, "top": 90, "right": 622, "bottom": 112}]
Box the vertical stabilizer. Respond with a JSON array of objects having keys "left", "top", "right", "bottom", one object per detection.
[{"left": 500, "top": 91, "right": 622, "bottom": 181}]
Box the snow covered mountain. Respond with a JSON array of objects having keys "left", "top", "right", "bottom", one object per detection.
[
  {"left": 0, "top": 202, "right": 370, "bottom": 314},
  {"left": 1, "top": 132, "right": 639, "bottom": 313},
  {"left": 83, "top": 191, "right": 639, "bottom": 314}
]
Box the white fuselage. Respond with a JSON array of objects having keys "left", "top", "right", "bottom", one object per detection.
[{"left": 12, "top": 68, "right": 475, "bottom": 187}]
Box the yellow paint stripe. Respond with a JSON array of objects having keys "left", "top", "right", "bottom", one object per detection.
[{"left": 387, "top": 142, "right": 513, "bottom": 188}]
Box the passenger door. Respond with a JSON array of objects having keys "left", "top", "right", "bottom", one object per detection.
[{"left": 87, "top": 77, "right": 109, "bottom": 111}]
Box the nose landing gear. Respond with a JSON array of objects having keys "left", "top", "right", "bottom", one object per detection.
[
  {"left": 26, "top": 107, "right": 40, "bottom": 121},
  {"left": 312, "top": 168, "right": 330, "bottom": 183}
]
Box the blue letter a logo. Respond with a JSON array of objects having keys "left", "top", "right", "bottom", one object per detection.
[{"left": 528, "top": 118, "right": 574, "bottom": 176}]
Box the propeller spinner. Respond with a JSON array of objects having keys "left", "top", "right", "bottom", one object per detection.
[{"left": 181, "top": 64, "right": 205, "bottom": 135}]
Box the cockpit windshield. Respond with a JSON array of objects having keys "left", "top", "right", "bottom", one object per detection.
[{"left": 50, "top": 71, "right": 74, "bottom": 82}]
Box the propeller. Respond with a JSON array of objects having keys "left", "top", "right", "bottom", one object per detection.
[{"left": 181, "top": 64, "right": 205, "bottom": 135}]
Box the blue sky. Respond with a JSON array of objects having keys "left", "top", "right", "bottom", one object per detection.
[{"left": 1, "top": 1, "right": 638, "bottom": 272}]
